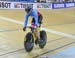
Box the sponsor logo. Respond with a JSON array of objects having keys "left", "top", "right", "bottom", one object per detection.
[
  {"left": 66, "top": 3, "right": 74, "bottom": 7},
  {"left": 0, "top": 2, "right": 11, "bottom": 8},
  {"left": 14, "top": 3, "right": 33, "bottom": 9},
  {"left": 53, "top": 3, "right": 64, "bottom": 8},
  {"left": 14, "top": 3, "right": 20, "bottom": 8},
  {"left": 37, "top": 3, "right": 51, "bottom": 9}
]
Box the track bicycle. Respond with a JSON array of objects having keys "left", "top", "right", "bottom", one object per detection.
[{"left": 24, "top": 24, "right": 47, "bottom": 52}]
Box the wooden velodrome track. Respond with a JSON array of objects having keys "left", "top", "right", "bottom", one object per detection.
[{"left": 0, "top": 8, "right": 75, "bottom": 58}]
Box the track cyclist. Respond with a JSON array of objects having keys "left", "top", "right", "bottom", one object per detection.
[{"left": 23, "top": 6, "right": 43, "bottom": 44}]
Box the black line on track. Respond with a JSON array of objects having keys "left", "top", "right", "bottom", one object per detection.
[
  {"left": 0, "top": 37, "right": 65, "bottom": 57},
  {"left": 0, "top": 48, "right": 24, "bottom": 56},
  {"left": 47, "top": 37, "right": 65, "bottom": 43},
  {"left": 33, "top": 34, "right": 75, "bottom": 58},
  {"left": 33, "top": 42, "right": 75, "bottom": 58}
]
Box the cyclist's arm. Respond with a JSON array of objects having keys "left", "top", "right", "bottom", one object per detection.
[{"left": 24, "top": 14, "right": 29, "bottom": 27}]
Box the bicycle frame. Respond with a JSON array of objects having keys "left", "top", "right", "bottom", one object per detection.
[
  {"left": 27, "top": 26, "right": 40, "bottom": 42},
  {"left": 24, "top": 26, "right": 47, "bottom": 52}
]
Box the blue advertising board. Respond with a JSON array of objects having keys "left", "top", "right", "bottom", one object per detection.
[
  {"left": 65, "top": 2, "right": 75, "bottom": 8},
  {"left": 52, "top": 3, "right": 65, "bottom": 9},
  {"left": 52, "top": 2, "right": 75, "bottom": 9}
]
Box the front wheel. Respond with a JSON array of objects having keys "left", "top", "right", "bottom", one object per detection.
[
  {"left": 39, "top": 30, "right": 47, "bottom": 49},
  {"left": 24, "top": 32, "right": 34, "bottom": 52}
]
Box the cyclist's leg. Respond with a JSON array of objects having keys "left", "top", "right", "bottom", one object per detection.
[
  {"left": 35, "top": 15, "right": 43, "bottom": 43},
  {"left": 36, "top": 15, "right": 43, "bottom": 40},
  {"left": 31, "top": 18, "right": 36, "bottom": 37},
  {"left": 34, "top": 15, "right": 43, "bottom": 42},
  {"left": 32, "top": 17, "right": 43, "bottom": 43},
  {"left": 31, "top": 18, "right": 38, "bottom": 44},
  {"left": 32, "top": 17, "right": 41, "bottom": 43},
  {"left": 38, "top": 15, "right": 43, "bottom": 27}
]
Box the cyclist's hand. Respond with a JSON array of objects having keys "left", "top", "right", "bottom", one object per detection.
[{"left": 23, "top": 27, "right": 26, "bottom": 31}]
